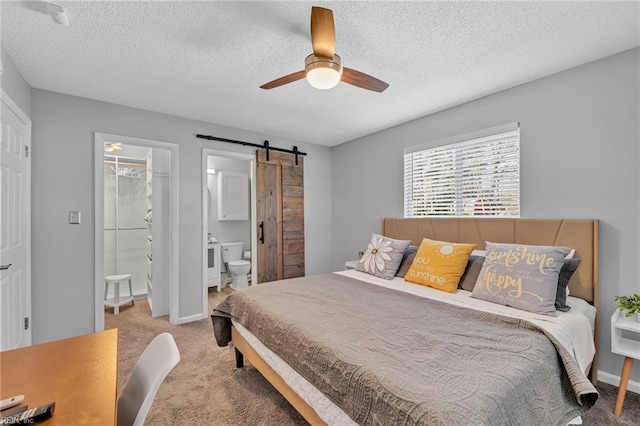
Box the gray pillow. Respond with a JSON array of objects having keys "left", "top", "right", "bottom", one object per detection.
[
  {"left": 395, "top": 245, "right": 418, "bottom": 278},
  {"left": 555, "top": 257, "right": 581, "bottom": 312},
  {"left": 356, "top": 234, "right": 411, "bottom": 280},
  {"left": 471, "top": 242, "right": 571, "bottom": 316},
  {"left": 458, "top": 254, "right": 485, "bottom": 292}
]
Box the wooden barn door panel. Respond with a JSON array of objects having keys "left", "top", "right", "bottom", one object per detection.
[
  {"left": 256, "top": 161, "right": 282, "bottom": 283},
  {"left": 282, "top": 164, "right": 304, "bottom": 279},
  {"left": 256, "top": 151, "right": 304, "bottom": 283}
]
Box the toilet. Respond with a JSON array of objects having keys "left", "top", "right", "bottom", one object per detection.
[{"left": 221, "top": 242, "right": 251, "bottom": 290}]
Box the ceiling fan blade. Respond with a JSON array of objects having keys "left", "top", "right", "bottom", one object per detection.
[
  {"left": 260, "top": 70, "right": 306, "bottom": 90},
  {"left": 310, "top": 6, "right": 335, "bottom": 58},
  {"left": 342, "top": 67, "right": 389, "bottom": 93}
]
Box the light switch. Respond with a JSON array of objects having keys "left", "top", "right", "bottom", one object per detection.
[{"left": 69, "top": 211, "right": 81, "bottom": 224}]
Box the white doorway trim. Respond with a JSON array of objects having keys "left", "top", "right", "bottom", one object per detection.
[
  {"left": 202, "top": 149, "right": 257, "bottom": 315},
  {"left": 94, "top": 133, "right": 179, "bottom": 331},
  {"left": 1, "top": 90, "right": 30, "bottom": 126},
  {"left": 1, "top": 89, "right": 32, "bottom": 348}
]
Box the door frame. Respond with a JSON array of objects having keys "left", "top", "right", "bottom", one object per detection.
[
  {"left": 94, "top": 133, "right": 179, "bottom": 330},
  {"left": 201, "top": 149, "right": 257, "bottom": 313},
  {"left": 1, "top": 89, "right": 32, "bottom": 347}
]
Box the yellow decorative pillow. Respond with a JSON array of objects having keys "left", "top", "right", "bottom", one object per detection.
[{"left": 405, "top": 238, "right": 476, "bottom": 293}]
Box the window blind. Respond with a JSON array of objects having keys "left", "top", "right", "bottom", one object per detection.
[{"left": 403, "top": 126, "right": 520, "bottom": 218}]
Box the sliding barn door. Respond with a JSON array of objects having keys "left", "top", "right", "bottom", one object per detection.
[{"left": 256, "top": 150, "right": 304, "bottom": 283}]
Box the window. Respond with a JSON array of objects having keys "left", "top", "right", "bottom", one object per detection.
[{"left": 404, "top": 123, "right": 520, "bottom": 217}]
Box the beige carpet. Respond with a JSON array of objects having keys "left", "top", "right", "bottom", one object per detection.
[{"left": 105, "top": 288, "right": 640, "bottom": 425}]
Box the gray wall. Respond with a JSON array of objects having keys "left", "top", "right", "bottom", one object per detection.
[
  {"left": 1, "top": 47, "right": 31, "bottom": 118},
  {"left": 30, "top": 89, "right": 332, "bottom": 344},
  {"left": 331, "top": 47, "right": 640, "bottom": 384}
]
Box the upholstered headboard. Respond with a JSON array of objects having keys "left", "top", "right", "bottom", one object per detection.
[
  {"left": 383, "top": 217, "right": 600, "bottom": 385},
  {"left": 383, "top": 218, "right": 599, "bottom": 306}
]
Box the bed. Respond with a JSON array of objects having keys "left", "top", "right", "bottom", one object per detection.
[{"left": 212, "top": 218, "right": 599, "bottom": 425}]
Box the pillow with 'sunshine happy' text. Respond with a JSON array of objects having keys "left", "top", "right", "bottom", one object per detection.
[{"left": 471, "top": 242, "right": 571, "bottom": 316}]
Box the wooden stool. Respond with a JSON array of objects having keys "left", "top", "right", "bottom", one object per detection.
[{"left": 104, "top": 274, "right": 134, "bottom": 314}]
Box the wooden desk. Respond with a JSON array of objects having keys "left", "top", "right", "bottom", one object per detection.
[{"left": 0, "top": 329, "right": 118, "bottom": 425}]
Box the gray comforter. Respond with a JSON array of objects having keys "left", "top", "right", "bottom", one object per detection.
[{"left": 212, "top": 273, "right": 598, "bottom": 426}]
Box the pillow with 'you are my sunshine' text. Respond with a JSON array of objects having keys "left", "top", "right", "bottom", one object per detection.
[
  {"left": 471, "top": 242, "right": 571, "bottom": 316},
  {"left": 404, "top": 238, "right": 476, "bottom": 293}
]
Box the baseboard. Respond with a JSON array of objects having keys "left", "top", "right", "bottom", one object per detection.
[{"left": 598, "top": 370, "right": 640, "bottom": 394}]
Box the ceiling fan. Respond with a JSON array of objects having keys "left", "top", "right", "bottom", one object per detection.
[{"left": 260, "top": 6, "right": 389, "bottom": 93}]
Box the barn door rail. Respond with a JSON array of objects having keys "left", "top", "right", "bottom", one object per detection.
[{"left": 196, "top": 134, "right": 307, "bottom": 165}]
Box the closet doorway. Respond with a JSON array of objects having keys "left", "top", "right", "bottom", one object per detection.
[{"left": 94, "top": 133, "right": 179, "bottom": 331}]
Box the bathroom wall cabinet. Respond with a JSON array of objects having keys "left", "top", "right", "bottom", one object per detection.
[
  {"left": 146, "top": 150, "right": 171, "bottom": 317},
  {"left": 217, "top": 171, "right": 249, "bottom": 221}
]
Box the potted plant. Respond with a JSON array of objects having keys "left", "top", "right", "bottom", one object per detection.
[{"left": 614, "top": 293, "right": 640, "bottom": 322}]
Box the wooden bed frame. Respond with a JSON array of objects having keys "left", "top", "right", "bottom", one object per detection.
[{"left": 232, "top": 218, "right": 600, "bottom": 425}]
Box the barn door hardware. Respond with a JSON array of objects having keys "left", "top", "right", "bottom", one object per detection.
[{"left": 196, "top": 134, "right": 307, "bottom": 165}]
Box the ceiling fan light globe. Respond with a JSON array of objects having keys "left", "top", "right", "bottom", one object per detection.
[
  {"left": 306, "top": 67, "right": 341, "bottom": 90},
  {"left": 305, "top": 54, "right": 342, "bottom": 90}
]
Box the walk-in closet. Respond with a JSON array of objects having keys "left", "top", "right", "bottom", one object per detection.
[{"left": 103, "top": 142, "right": 170, "bottom": 318}]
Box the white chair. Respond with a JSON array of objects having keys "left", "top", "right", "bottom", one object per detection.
[{"left": 117, "top": 333, "right": 180, "bottom": 426}]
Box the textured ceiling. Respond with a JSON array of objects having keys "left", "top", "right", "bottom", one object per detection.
[{"left": 2, "top": 1, "right": 639, "bottom": 146}]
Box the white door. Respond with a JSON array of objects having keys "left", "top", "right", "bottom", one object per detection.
[{"left": 0, "top": 96, "right": 31, "bottom": 350}]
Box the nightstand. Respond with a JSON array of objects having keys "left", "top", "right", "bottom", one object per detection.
[
  {"left": 611, "top": 308, "right": 640, "bottom": 416},
  {"left": 345, "top": 260, "right": 358, "bottom": 270}
]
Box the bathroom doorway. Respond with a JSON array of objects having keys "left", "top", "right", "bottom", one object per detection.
[
  {"left": 201, "top": 149, "right": 257, "bottom": 314},
  {"left": 94, "top": 133, "right": 179, "bottom": 331}
]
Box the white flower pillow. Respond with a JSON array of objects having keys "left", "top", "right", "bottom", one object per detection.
[{"left": 356, "top": 234, "right": 411, "bottom": 280}]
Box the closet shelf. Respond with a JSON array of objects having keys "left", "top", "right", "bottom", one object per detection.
[{"left": 145, "top": 149, "right": 169, "bottom": 318}]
